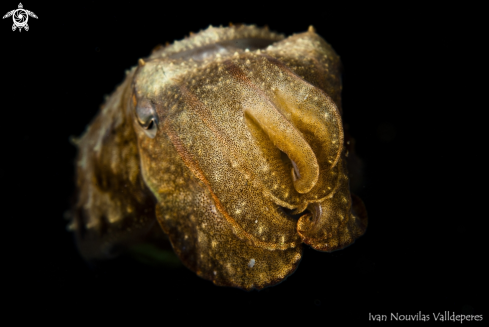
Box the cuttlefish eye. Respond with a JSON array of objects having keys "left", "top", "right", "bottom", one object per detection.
[{"left": 134, "top": 96, "right": 158, "bottom": 138}]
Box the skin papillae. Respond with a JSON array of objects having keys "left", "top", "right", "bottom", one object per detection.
[{"left": 70, "top": 25, "right": 368, "bottom": 290}]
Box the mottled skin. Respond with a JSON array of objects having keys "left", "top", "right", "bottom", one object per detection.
[{"left": 71, "top": 25, "right": 367, "bottom": 290}]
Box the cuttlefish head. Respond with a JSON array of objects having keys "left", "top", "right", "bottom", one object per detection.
[{"left": 130, "top": 25, "right": 367, "bottom": 290}]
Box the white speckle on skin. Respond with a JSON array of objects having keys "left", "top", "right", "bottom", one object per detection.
[{"left": 248, "top": 258, "right": 255, "bottom": 268}]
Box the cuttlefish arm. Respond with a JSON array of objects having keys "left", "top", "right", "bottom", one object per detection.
[{"left": 71, "top": 25, "right": 367, "bottom": 290}]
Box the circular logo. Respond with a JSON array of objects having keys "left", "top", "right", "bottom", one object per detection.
[{"left": 13, "top": 9, "right": 28, "bottom": 27}]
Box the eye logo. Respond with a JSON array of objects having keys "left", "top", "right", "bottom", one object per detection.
[{"left": 3, "top": 3, "right": 38, "bottom": 32}]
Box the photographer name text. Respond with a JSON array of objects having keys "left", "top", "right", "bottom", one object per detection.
[{"left": 369, "top": 312, "right": 482, "bottom": 323}]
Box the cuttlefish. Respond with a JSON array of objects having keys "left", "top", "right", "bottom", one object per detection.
[{"left": 69, "top": 24, "right": 368, "bottom": 290}]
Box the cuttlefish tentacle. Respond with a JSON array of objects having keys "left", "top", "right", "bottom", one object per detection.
[
  {"left": 260, "top": 54, "right": 344, "bottom": 172},
  {"left": 223, "top": 61, "right": 320, "bottom": 194}
]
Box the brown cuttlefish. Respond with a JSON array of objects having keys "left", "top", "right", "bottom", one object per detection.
[{"left": 69, "top": 24, "right": 367, "bottom": 290}]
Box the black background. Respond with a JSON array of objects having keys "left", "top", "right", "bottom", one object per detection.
[{"left": 2, "top": 1, "right": 484, "bottom": 323}]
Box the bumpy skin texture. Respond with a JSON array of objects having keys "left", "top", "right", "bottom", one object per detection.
[{"left": 71, "top": 25, "right": 368, "bottom": 290}]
